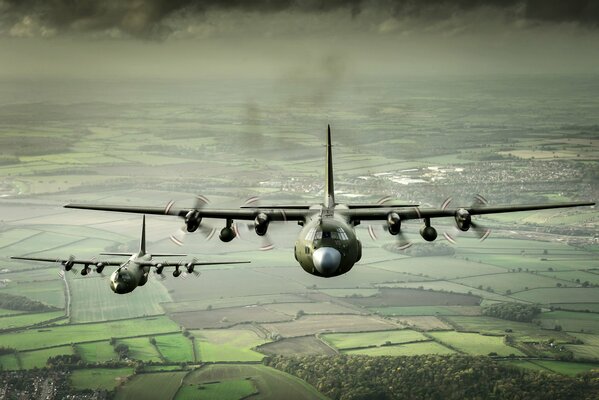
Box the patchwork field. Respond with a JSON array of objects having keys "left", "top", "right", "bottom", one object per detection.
[
  {"left": 429, "top": 332, "right": 525, "bottom": 356},
  {"left": 322, "top": 329, "right": 428, "bottom": 350},
  {"left": 114, "top": 371, "right": 187, "bottom": 400},
  {"left": 71, "top": 368, "right": 135, "bottom": 391},
  {"left": 343, "top": 341, "right": 455, "bottom": 356},
  {"left": 179, "top": 364, "right": 328, "bottom": 400},
  {"left": 257, "top": 335, "right": 337, "bottom": 356},
  {"left": 261, "top": 314, "right": 398, "bottom": 338},
  {"left": 193, "top": 328, "right": 268, "bottom": 362},
  {"left": 69, "top": 275, "right": 172, "bottom": 323},
  {"left": 445, "top": 316, "right": 575, "bottom": 342},
  {"left": 0, "top": 316, "right": 180, "bottom": 351},
  {"left": 170, "top": 305, "right": 291, "bottom": 329}
]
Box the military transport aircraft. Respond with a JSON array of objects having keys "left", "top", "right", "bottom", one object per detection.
[
  {"left": 11, "top": 216, "right": 249, "bottom": 294},
  {"left": 65, "top": 126, "right": 595, "bottom": 278}
]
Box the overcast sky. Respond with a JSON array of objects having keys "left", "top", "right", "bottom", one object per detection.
[{"left": 1, "top": 0, "right": 598, "bottom": 79}]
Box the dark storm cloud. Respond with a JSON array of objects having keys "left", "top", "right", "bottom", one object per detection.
[{"left": 1, "top": 0, "right": 598, "bottom": 39}]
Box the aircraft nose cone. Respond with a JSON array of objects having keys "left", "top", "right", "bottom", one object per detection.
[{"left": 313, "top": 247, "right": 341, "bottom": 276}]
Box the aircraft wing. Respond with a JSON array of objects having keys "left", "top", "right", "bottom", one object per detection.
[
  {"left": 345, "top": 201, "right": 595, "bottom": 221},
  {"left": 136, "top": 260, "right": 251, "bottom": 267},
  {"left": 10, "top": 256, "right": 123, "bottom": 266},
  {"left": 64, "top": 203, "right": 311, "bottom": 221}
]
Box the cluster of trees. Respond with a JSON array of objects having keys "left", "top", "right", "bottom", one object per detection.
[
  {"left": 0, "top": 293, "right": 58, "bottom": 313},
  {"left": 265, "top": 354, "right": 599, "bottom": 400},
  {"left": 482, "top": 302, "right": 541, "bottom": 322}
]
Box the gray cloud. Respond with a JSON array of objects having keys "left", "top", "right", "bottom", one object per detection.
[{"left": 0, "top": 0, "right": 598, "bottom": 40}]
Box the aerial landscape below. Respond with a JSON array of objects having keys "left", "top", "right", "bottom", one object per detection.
[{"left": 1, "top": 1, "right": 599, "bottom": 399}]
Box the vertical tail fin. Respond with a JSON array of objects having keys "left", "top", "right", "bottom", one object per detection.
[
  {"left": 139, "top": 215, "right": 146, "bottom": 256},
  {"left": 324, "top": 124, "right": 335, "bottom": 208}
]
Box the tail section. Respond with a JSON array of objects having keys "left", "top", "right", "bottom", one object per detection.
[
  {"left": 139, "top": 215, "right": 146, "bottom": 256},
  {"left": 325, "top": 124, "right": 335, "bottom": 208}
]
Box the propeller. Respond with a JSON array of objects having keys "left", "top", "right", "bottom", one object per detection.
[
  {"left": 153, "top": 264, "right": 167, "bottom": 280},
  {"left": 58, "top": 255, "right": 78, "bottom": 274},
  {"left": 442, "top": 194, "right": 492, "bottom": 244},
  {"left": 185, "top": 259, "right": 201, "bottom": 277},
  {"left": 240, "top": 196, "right": 283, "bottom": 251},
  {"left": 168, "top": 194, "right": 217, "bottom": 246},
  {"left": 367, "top": 222, "right": 413, "bottom": 250},
  {"left": 365, "top": 196, "right": 413, "bottom": 250}
]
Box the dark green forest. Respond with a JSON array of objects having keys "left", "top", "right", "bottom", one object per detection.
[
  {"left": 482, "top": 302, "right": 541, "bottom": 322},
  {"left": 265, "top": 355, "right": 599, "bottom": 400}
]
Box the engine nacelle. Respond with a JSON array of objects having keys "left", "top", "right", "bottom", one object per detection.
[
  {"left": 185, "top": 210, "right": 202, "bottom": 233},
  {"left": 95, "top": 263, "right": 105, "bottom": 274},
  {"left": 254, "top": 213, "right": 269, "bottom": 236},
  {"left": 219, "top": 227, "right": 236, "bottom": 242},
  {"left": 62, "top": 260, "right": 74, "bottom": 271},
  {"left": 173, "top": 267, "right": 182, "bottom": 277},
  {"left": 420, "top": 226, "right": 438, "bottom": 242},
  {"left": 186, "top": 263, "right": 195, "bottom": 274},
  {"left": 81, "top": 265, "right": 90, "bottom": 276},
  {"left": 387, "top": 212, "right": 401, "bottom": 235},
  {"left": 155, "top": 265, "right": 164, "bottom": 275},
  {"left": 455, "top": 208, "right": 471, "bottom": 232}
]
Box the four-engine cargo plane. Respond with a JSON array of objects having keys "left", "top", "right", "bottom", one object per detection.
[
  {"left": 11, "top": 216, "right": 249, "bottom": 294},
  {"left": 65, "top": 126, "right": 595, "bottom": 278}
]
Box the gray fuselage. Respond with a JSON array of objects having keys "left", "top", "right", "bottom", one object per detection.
[
  {"left": 109, "top": 253, "right": 151, "bottom": 294},
  {"left": 294, "top": 205, "right": 362, "bottom": 277}
]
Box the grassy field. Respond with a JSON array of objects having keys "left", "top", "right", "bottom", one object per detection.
[
  {"left": 69, "top": 275, "right": 171, "bottom": 323},
  {"left": 182, "top": 364, "right": 328, "bottom": 400},
  {"left": 114, "top": 371, "right": 188, "bottom": 400},
  {"left": 371, "top": 305, "right": 480, "bottom": 316},
  {"left": 261, "top": 314, "right": 398, "bottom": 338},
  {"left": 551, "top": 303, "right": 599, "bottom": 312},
  {"left": 454, "top": 272, "right": 566, "bottom": 294},
  {"left": 0, "top": 316, "right": 180, "bottom": 351},
  {"left": 19, "top": 345, "right": 74, "bottom": 369},
  {"left": 263, "top": 301, "right": 361, "bottom": 316},
  {"left": 530, "top": 360, "right": 599, "bottom": 376},
  {"left": 446, "top": 316, "right": 575, "bottom": 342},
  {"left": 193, "top": 328, "right": 268, "bottom": 362},
  {"left": 395, "top": 316, "right": 452, "bottom": 331},
  {"left": 318, "top": 288, "right": 380, "bottom": 298},
  {"left": 535, "top": 311, "right": 599, "bottom": 333},
  {"left": 565, "top": 344, "right": 599, "bottom": 360},
  {"left": 0, "top": 353, "right": 20, "bottom": 370},
  {"left": 382, "top": 281, "right": 513, "bottom": 302},
  {"left": 512, "top": 288, "right": 599, "bottom": 304},
  {"left": 344, "top": 288, "right": 480, "bottom": 307},
  {"left": 258, "top": 336, "right": 337, "bottom": 356},
  {"left": 174, "top": 378, "right": 256, "bottom": 400},
  {"left": 154, "top": 334, "right": 195, "bottom": 363},
  {"left": 71, "top": 368, "right": 135, "bottom": 391},
  {"left": 322, "top": 329, "right": 428, "bottom": 350},
  {"left": 538, "top": 270, "right": 599, "bottom": 286},
  {"left": 117, "top": 337, "right": 162, "bottom": 362},
  {"left": 1, "top": 280, "right": 66, "bottom": 309},
  {"left": 75, "top": 341, "right": 117, "bottom": 363},
  {"left": 429, "top": 332, "right": 524, "bottom": 356},
  {"left": 343, "top": 341, "right": 455, "bottom": 356},
  {"left": 377, "top": 257, "right": 506, "bottom": 280},
  {"left": 0, "top": 310, "right": 65, "bottom": 330}
]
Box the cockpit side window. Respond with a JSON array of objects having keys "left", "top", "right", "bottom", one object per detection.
[{"left": 336, "top": 227, "right": 349, "bottom": 241}]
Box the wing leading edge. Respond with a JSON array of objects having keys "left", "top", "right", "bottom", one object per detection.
[{"left": 345, "top": 201, "right": 595, "bottom": 221}]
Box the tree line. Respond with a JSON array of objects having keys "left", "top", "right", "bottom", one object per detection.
[{"left": 265, "top": 354, "right": 599, "bottom": 400}]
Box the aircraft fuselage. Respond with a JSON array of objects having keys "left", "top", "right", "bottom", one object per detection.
[
  {"left": 109, "top": 253, "right": 151, "bottom": 294},
  {"left": 294, "top": 205, "right": 361, "bottom": 277}
]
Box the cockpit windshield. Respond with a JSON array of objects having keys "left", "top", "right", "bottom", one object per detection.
[{"left": 313, "top": 228, "right": 348, "bottom": 241}]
